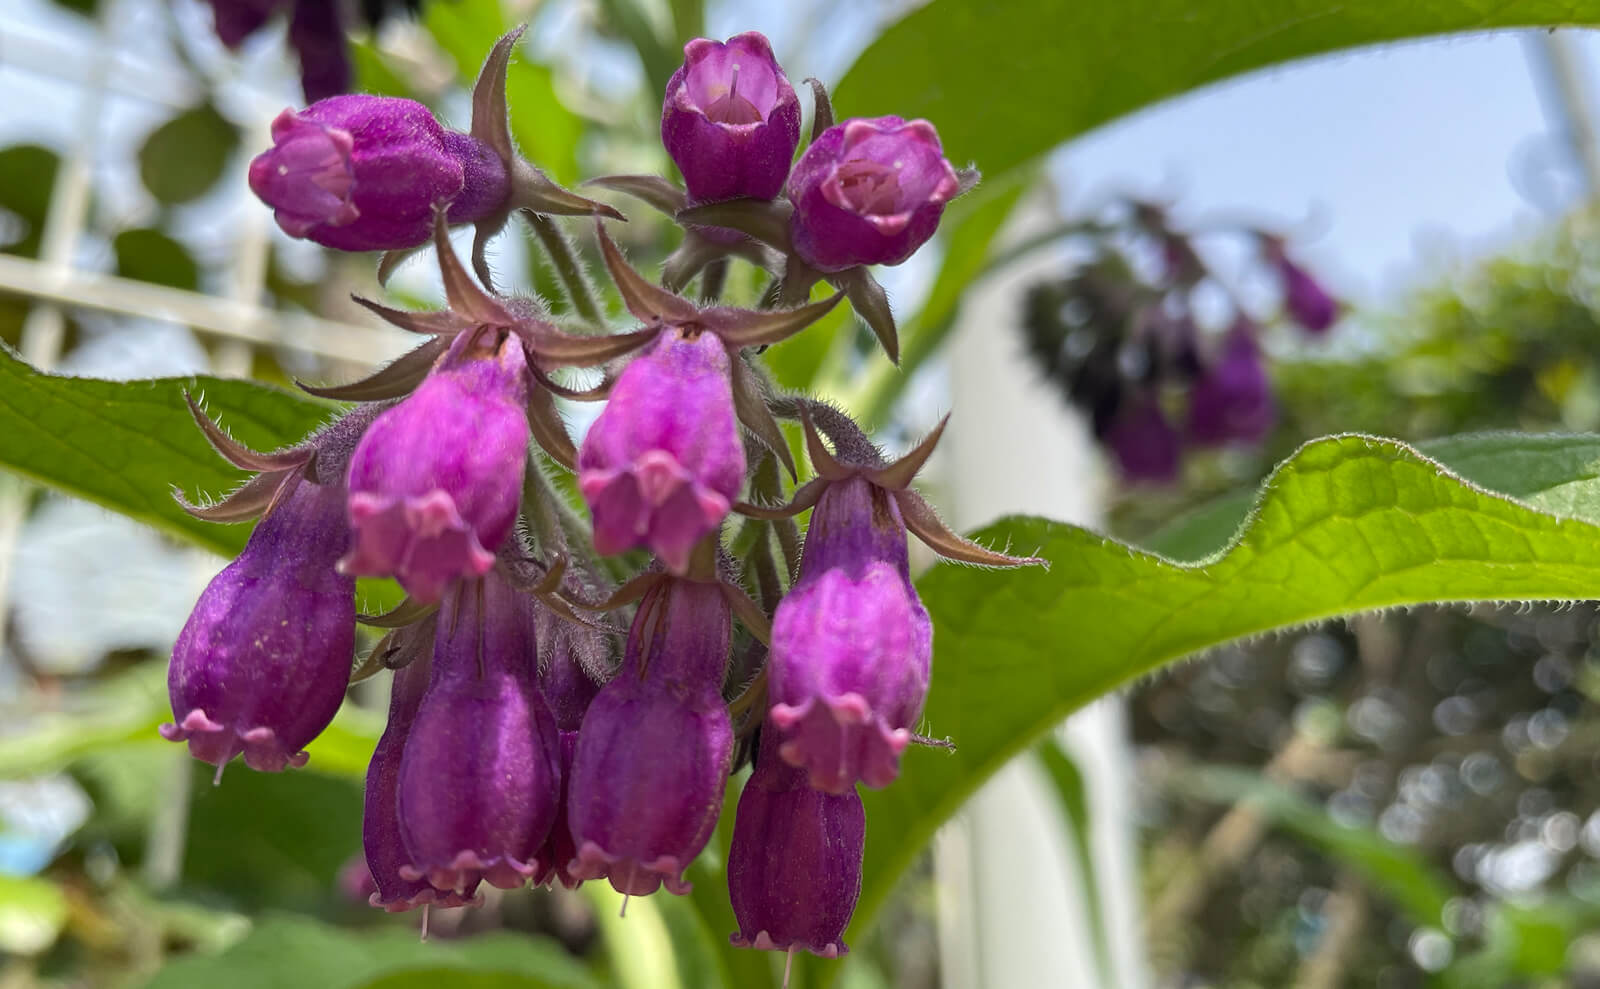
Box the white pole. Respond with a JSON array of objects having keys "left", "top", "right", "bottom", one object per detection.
[{"left": 935, "top": 184, "right": 1148, "bottom": 989}]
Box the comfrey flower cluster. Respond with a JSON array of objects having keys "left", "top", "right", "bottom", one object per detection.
[
  {"left": 166, "top": 28, "right": 1037, "bottom": 975},
  {"left": 1020, "top": 200, "right": 1342, "bottom": 484}
]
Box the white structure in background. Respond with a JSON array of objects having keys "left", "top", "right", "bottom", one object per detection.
[{"left": 935, "top": 188, "right": 1147, "bottom": 989}]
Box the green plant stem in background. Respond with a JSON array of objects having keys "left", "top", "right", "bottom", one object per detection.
[{"left": 526, "top": 212, "right": 606, "bottom": 329}]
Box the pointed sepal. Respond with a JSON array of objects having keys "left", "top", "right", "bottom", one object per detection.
[
  {"left": 296, "top": 336, "right": 448, "bottom": 402},
  {"left": 832, "top": 266, "right": 900, "bottom": 364},
  {"left": 358, "top": 595, "right": 440, "bottom": 629},
  {"left": 184, "top": 392, "right": 312, "bottom": 474},
  {"left": 584, "top": 174, "right": 687, "bottom": 218},
  {"left": 593, "top": 219, "right": 699, "bottom": 325},
  {"left": 730, "top": 358, "right": 796, "bottom": 480},
  {"left": 864, "top": 415, "right": 947, "bottom": 492},
  {"left": 431, "top": 206, "right": 516, "bottom": 326},
  {"left": 803, "top": 77, "right": 834, "bottom": 143},
  {"left": 172, "top": 470, "right": 285, "bottom": 524},
  {"left": 893, "top": 489, "right": 1045, "bottom": 568},
  {"left": 527, "top": 386, "right": 578, "bottom": 471},
  {"left": 676, "top": 199, "right": 794, "bottom": 253},
  {"left": 703, "top": 292, "right": 844, "bottom": 350}
]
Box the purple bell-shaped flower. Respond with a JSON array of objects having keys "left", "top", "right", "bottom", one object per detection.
[
  {"left": 728, "top": 726, "right": 865, "bottom": 960},
  {"left": 396, "top": 571, "right": 563, "bottom": 893},
  {"left": 769, "top": 477, "right": 931, "bottom": 793},
  {"left": 577, "top": 330, "right": 746, "bottom": 573},
  {"left": 532, "top": 613, "right": 605, "bottom": 890},
  {"left": 342, "top": 324, "right": 531, "bottom": 603},
  {"left": 1104, "top": 392, "right": 1182, "bottom": 484},
  {"left": 566, "top": 579, "right": 733, "bottom": 896},
  {"left": 361, "top": 620, "right": 480, "bottom": 912},
  {"left": 661, "top": 32, "right": 801, "bottom": 205},
  {"left": 161, "top": 477, "right": 355, "bottom": 775},
  {"left": 249, "top": 95, "right": 508, "bottom": 251},
  {"left": 1187, "top": 322, "right": 1276, "bottom": 446}
]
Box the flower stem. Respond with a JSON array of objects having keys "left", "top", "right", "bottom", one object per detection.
[{"left": 525, "top": 212, "right": 605, "bottom": 329}]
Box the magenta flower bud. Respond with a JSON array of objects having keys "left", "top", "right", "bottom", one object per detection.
[
  {"left": 786, "top": 116, "right": 960, "bottom": 272},
  {"left": 1188, "top": 324, "right": 1275, "bottom": 446},
  {"left": 769, "top": 478, "right": 931, "bottom": 793},
  {"left": 567, "top": 580, "right": 733, "bottom": 896},
  {"left": 342, "top": 326, "right": 530, "bottom": 603},
  {"left": 661, "top": 32, "right": 801, "bottom": 205},
  {"left": 728, "top": 731, "right": 864, "bottom": 958},
  {"left": 1105, "top": 394, "right": 1182, "bottom": 484},
  {"left": 397, "top": 574, "right": 562, "bottom": 893},
  {"left": 577, "top": 330, "right": 745, "bottom": 573},
  {"left": 362, "top": 629, "right": 480, "bottom": 912},
  {"left": 161, "top": 478, "right": 355, "bottom": 774},
  {"left": 248, "top": 95, "right": 508, "bottom": 252}
]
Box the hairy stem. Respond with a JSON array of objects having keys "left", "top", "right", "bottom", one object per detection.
[{"left": 526, "top": 212, "right": 605, "bottom": 329}]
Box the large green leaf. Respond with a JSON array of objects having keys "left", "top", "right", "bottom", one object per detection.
[
  {"left": 843, "top": 432, "right": 1600, "bottom": 962},
  {"left": 141, "top": 916, "right": 594, "bottom": 989},
  {"left": 0, "top": 343, "right": 332, "bottom": 556},
  {"left": 835, "top": 1, "right": 1600, "bottom": 179}
]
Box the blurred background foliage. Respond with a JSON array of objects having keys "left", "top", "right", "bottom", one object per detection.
[{"left": 5, "top": 0, "right": 1600, "bottom": 988}]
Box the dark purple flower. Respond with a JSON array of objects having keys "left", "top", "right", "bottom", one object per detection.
[
  {"left": 567, "top": 579, "right": 733, "bottom": 897},
  {"left": 248, "top": 95, "right": 508, "bottom": 252},
  {"left": 769, "top": 478, "right": 931, "bottom": 793},
  {"left": 397, "top": 573, "right": 562, "bottom": 893},
  {"left": 286, "top": 0, "right": 351, "bottom": 103},
  {"left": 1187, "top": 324, "right": 1275, "bottom": 446},
  {"left": 1259, "top": 236, "right": 1339, "bottom": 334},
  {"left": 342, "top": 325, "right": 530, "bottom": 603},
  {"left": 161, "top": 478, "right": 354, "bottom": 774},
  {"left": 1105, "top": 394, "right": 1182, "bottom": 484},
  {"left": 532, "top": 616, "right": 604, "bottom": 890},
  {"left": 661, "top": 32, "right": 801, "bottom": 205},
  {"left": 728, "top": 729, "right": 864, "bottom": 959},
  {"left": 204, "top": 0, "right": 351, "bottom": 102},
  {"left": 362, "top": 623, "right": 480, "bottom": 912},
  {"left": 577, "top": 330, "right": 745, "bottom": 573},
  {"left": 787, "top": 116, "right": 960, "bottom": 272}
]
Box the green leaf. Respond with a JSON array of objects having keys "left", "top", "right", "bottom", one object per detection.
[
  {"left": 846, "top": 432, "right": 1600, "bottom": 957},
  {"left": 0, "top": 344, "right": 332, "bottom": 557},
  {"left": 835, "top": 1, "right": 1600, "bottom": 179},
  {"left": 142, "top": 916, "right": 594, "bottom": 989},
  {"left": 0, "top": 144, "right": 61, "bottom": 257},
  {"left": 114, "top": 228, "right": 200, "bottom": 291},
  {"left": 1176, "top": 765, "right": 1455, "bottom": 925},
  {"left": 138, "top": 103, "right": 238, "bottom": 205},
  {"left": 1146, "top": 432, "right": 1600, "bottom": 559}
]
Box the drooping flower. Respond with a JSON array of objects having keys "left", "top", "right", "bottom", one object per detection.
[
  {"left": 661, "top": 32, "right": 801, "bottom": 205},
  {"left": 1187, "top": 323, "right": 1275, "bottom": 446},
  {"left": 787, "top": 116, "right": 960, "bottom": 272},
  {"left": 341, "top": 324, "right": 530, "bottom": 603},
  {"left": 532, "top": 612, "right": 605, "bottom": 890},
  {"left": 161, "top": 477, "right": 355, "bottom": 774},
  {"left": 728, "top": 727, "right": 864, "bottom": 959},
  {"left": 203, "top": 0, "right": 352, "bottom": 102},
  {"left": 576, "top": 224, "right": 842, "bottom": 573},
  {"left": 1260, "top": 236, "right": 1339, "bottom": 334},
  {"left": 1104, "top": 393, "right": 1182, "bottom": 484},
  {"left": 769, "top": 477, "right": 931, "bottom": 793},
  {"left": 752, "top": 407, "right": 1040, "bottom": 793},
  {"left": 361, "top": 618, "right": 481, "bottom": 912},
  {"left": 248, "top": 95, "right": 508, "bottom": 252},
  {"left": 566, "top": 579, "right": 733, "bottom": 896},
  {"left": 578, "top": 330, "right": 745, "bottom": 573},
  {"left": 396, "top": 572, "right": 562, "bottom": 893}
]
